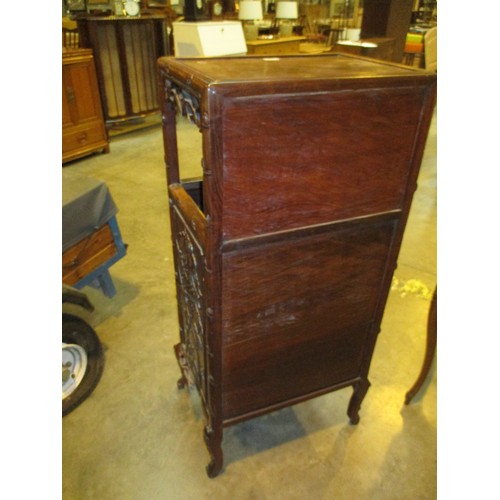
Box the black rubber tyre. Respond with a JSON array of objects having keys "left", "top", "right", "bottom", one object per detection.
[{"left": 62, "top": 313, "right": 104, "bottom": 416}]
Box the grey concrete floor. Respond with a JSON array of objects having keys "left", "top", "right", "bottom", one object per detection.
[{"left": 62, "top": 108, "right": 437, "bottom": 499}]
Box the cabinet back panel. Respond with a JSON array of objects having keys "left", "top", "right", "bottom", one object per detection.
[
  {"left": 220, "top": 218, "right": 397, "bottom": 419},
  {"left": 222, "top": 322, "right": 371, "bottom": 420},
  {"left": 220, "top": 88, "right": 424, "bottom": 240},
  {"left": 221, "top": 217, "right": 396, "bottom": 347}
]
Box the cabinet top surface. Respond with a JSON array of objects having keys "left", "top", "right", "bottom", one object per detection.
[
  {"left": 158, "top": 53, "right": 435, "bottom": 86},
  {"left": 83, "top": 14, "right": 166, "bottom": 21},
  {"left": 62, "top": 47, "right": 93, "bottom": 59},
  {"left": 245, "top": 36, "right": 307, "bottom": 46}
]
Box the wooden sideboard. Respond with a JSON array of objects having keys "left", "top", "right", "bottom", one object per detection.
[
  {"left": 158, "top": 53, "right": 436, "bottom": 477},
  {"left": 62, "top": 48, "right": 109, "bottom": 164},
  {"left": 77, "top": 15, "right": 170, "bottom": 124},
  {"left": 334, "top": 37, "right": 395, "bottom": 61},
  {"left": 245, "top": 36, "right": 306, "bottom": 55}
]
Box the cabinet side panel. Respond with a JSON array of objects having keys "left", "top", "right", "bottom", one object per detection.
[
  {"left": 221, "top": 87, "right": 425, "bottom": 239},
  {"left": 123, "top": 22, "right": 159, "bottom": 114},
  {"left": 170, "top": 204, "right": 207, "bottom": 404},
  {"left": 221, "top": 218, "right": 397, "bottom": 419}
]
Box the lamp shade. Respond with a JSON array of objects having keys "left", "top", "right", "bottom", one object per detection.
[
  {"left": 276, "top": 1, "right": 298, "bottom": 19},
  {"left": 239, "top": 1, "right": 263, "bottom": 20}
]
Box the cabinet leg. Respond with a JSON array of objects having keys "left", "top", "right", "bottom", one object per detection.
[
  {"left": 177, "top": 375, "right": 188, "bottom": 390},
  {"left": 347, "top": 378, "right": 371, "bottom": 425},
  {"left": 204, "top": 425, "right": 223, "bottom": 478},
  {"left": 173, "top": 343, "right": 190, "bottom": 389}
]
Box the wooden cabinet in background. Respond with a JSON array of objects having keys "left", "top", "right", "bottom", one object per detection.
[
  {"left": 62, "top": 48, "right": 109, "bottom": 164},
  {"left": 77, "top": 16, "right": 170, "bottom": 124},
  {"left": 246, "top": 36, "right": 306, "bottom": 55}
]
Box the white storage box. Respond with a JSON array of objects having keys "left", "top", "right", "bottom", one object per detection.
[{"left": 173, "top": 21, "right": 247, "bottom": 57}]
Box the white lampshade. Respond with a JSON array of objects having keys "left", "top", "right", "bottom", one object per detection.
[
  {"left": 239, "top": 1, "right": 263, "bottom": 20},
  {"left": 276, "top": 1, "right": 298, "bottom": 19}
]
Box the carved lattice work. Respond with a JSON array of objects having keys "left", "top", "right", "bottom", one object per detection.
[
  {"left": 173, "top": 214, "right": 206, "bottom": 400},
  {"left": 163, "top": 77, "right": 202, "bottom": 128}
]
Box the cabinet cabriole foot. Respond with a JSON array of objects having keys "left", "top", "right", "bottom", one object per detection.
[
  {"left": 177, "top": 377, "right": 187, "bottom": 390},
  {"left": 204, "top": 426, "right": 223, "bottom": 478},
  {"left": 173, "top": 343, "right": 189, "bottom": 390},
  {"left": 347, "top": 378, "right": 371, "bottom": 425}
]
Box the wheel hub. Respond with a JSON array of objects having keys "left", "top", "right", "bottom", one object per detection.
[{"left": 62, "top": 343, "right": 88, "bottom": 399}]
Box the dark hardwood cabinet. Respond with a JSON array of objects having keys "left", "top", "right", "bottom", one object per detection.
[
  {"left": 158, "top": 53, "right": 436, "bottom": 477},
  {"left": 77, "top": 15, "right": 170, "bottom": 124},
  {"left": 62, "top": 48, "right": 109, "bottom": 164},
  {"left": 361, "top": 0, "right": 414, "bottom": 62}
]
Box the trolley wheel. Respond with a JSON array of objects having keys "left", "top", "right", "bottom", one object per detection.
[{"left": 62, "top": 313, "right": 104, "bottom": 416}]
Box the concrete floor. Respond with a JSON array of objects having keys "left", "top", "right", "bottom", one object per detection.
[{"left": 62, "top": 108, "right": 437, "bottom": 499}]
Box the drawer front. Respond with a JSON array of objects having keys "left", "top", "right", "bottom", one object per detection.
[{"left": 63, "top": 123, "right": 107, "bottom": 156}]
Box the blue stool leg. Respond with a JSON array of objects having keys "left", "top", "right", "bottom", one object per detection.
[
  {"left": 96, "top": 270, "right": 117, "bottom": 298},
  {"left": 88, "top": 270, "right": 117, "bottom": 298}
]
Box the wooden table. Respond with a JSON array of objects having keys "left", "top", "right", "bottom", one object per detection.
[{"left": 245, "top": 36, "right": 306, "bottom": 55}]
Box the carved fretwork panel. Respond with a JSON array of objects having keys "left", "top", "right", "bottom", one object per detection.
[
  {"left": 172, "top": 207, "right": 206, "bottom": 404},
  {"left": 163, "top": 77, "right": 202, "bottom": 129}
]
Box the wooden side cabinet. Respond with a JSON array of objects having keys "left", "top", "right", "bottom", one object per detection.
[
  {"left": 77, "top": 16, "right": 170, "bottom": 124},
  {"left": 62, "top": 48, "right": 109, "bottom": 164},
  {"left": 246, "top": 36, "right": 306, "bottom": 55},
  {"left": 158, "top": 54, "right": 436, "bottom": 477}
]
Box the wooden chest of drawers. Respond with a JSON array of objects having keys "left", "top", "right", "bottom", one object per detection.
[
  {"left": 158, "top": 53, "right": 436, "bottom": 477},
  {"left": 245, "top": 36, "right": 306, "bottom": 55},
  {"left": 62, "top": 48, "right": 109, "bottom": 164}
]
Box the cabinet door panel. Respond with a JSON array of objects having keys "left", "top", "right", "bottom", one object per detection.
[
  {"left": 62, "top": 69, "right": 74, "bottom": 128},
  {"left": 70, "top": 63, "right": 102, "bottom": 123}
]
